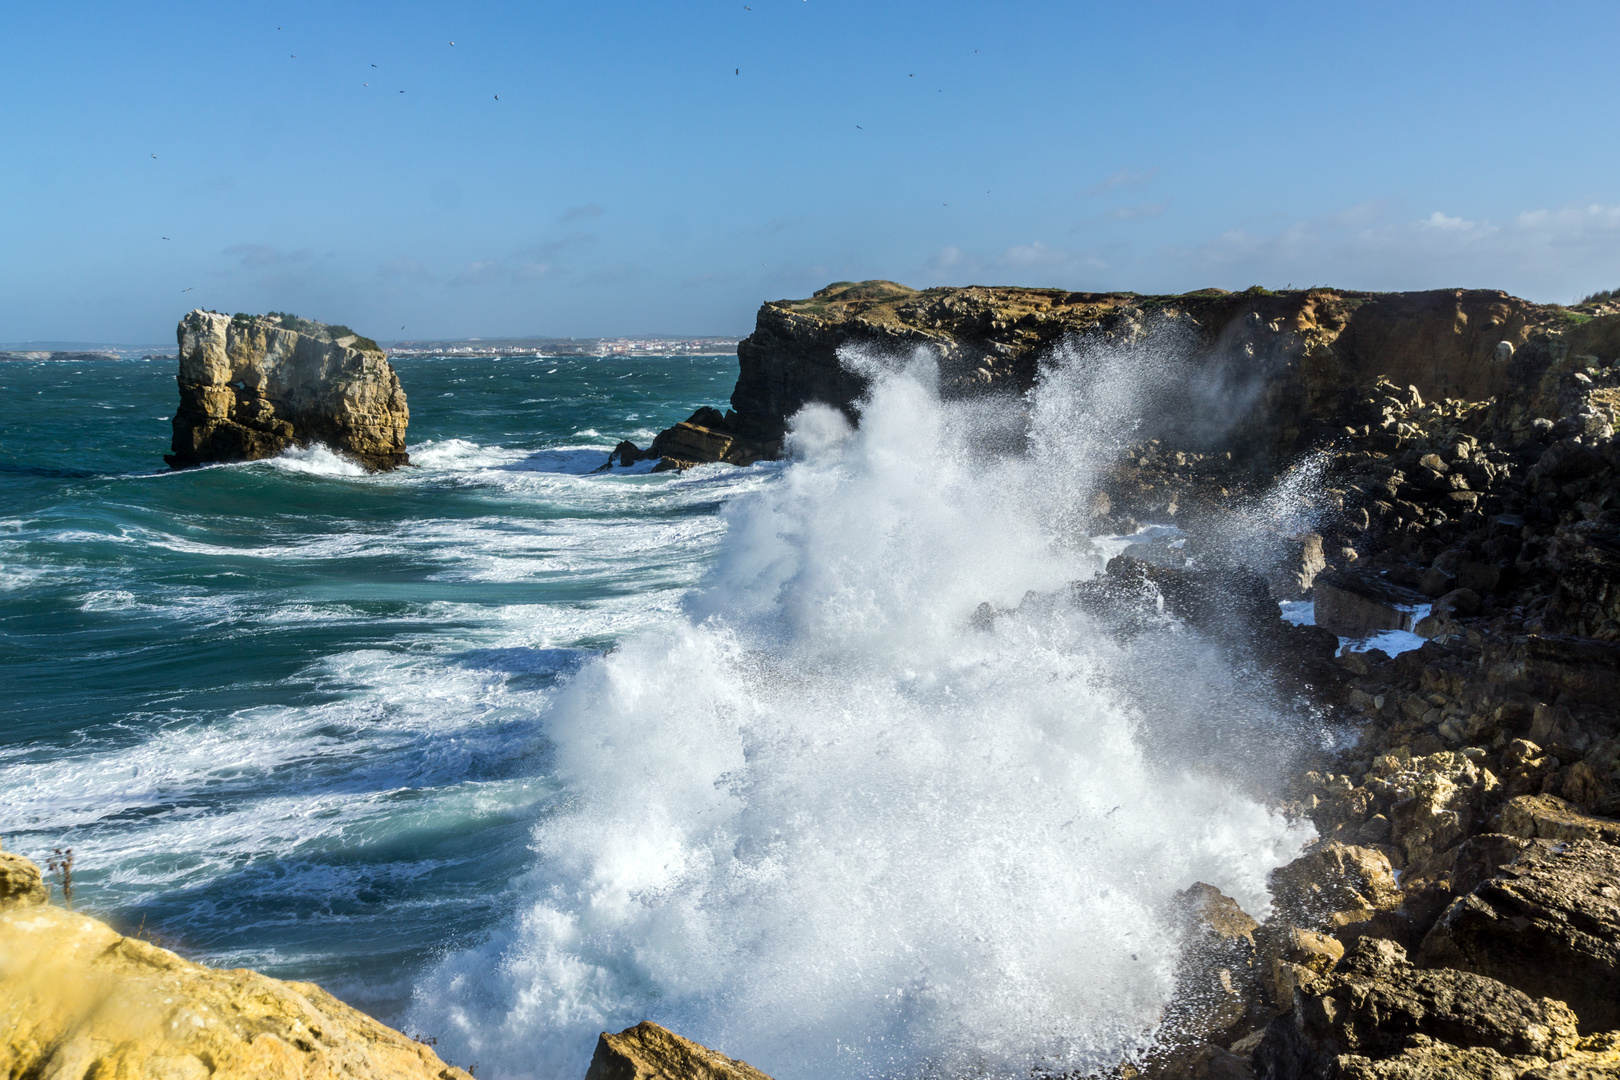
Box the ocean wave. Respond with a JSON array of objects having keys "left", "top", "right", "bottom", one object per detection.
[
  {"left": 264, "top": 445, "right": 369, "bottom": 477},
  {"left": 408, "top": 347, "right": 1316, "bottom": 1080}
]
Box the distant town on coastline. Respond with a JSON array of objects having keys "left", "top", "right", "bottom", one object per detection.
[{"left": 0, "top": 337, "right": 742, "bottom": 362}]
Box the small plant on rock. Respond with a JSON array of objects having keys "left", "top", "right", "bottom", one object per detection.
[{"left": 46, "top": 847, "right": 74, "bottom": 910}]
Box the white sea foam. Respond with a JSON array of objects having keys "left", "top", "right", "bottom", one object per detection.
[
  {"left": 266, "top": 445, "right": 368, "bottom": 477},
  {"left": 408, "top": 347, "right": 1314, "bottom": 1080}
]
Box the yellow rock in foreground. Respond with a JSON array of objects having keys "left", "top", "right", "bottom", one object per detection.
[
  {"left": 0, "top": 856, "right": 470, "bottom": 1080},
  {"left": 585, "top": 1021, "right": 774, "bottom": 1080}
]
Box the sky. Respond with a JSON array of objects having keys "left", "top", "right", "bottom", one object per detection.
[{"left": 6, "top": 1, "right": 1620, "bottom": 344}]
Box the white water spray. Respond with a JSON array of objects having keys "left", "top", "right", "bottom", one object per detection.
[{"left": 410, "top": 344, "right": 1314, "bottom": 1080}]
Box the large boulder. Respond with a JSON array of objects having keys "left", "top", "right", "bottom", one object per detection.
[
  {"left": 0, "top": 857, "right": 471, "bottom": 1080},
  {"left": 166, "top": 310, "right": 409, "bottom": 471},
  {"left": 1253, "top": 938, "right": 1581, "bottom": 1080},
  {"left": 1420, "top": 839, "right": 1620, "bottom": 1032},
  {"left": 0, "top": 848, "right": 47, "bottom": 910},
  {"left": 583, "top": 1021, "right": 772, "bottom": 1080}
]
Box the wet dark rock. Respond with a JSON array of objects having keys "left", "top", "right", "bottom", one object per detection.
[
  {"left": 1420, "top": 839, "right": 1620, "bottom": 1032},
  {"left": 1253, "top": 938, "right": 1580, "bottom": 1080}
]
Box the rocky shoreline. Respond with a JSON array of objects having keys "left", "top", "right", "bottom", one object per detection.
[
  {"left": 608, "top": 281, "right": 1620, "bottom": 1078},
  {"left": 6, "top": 283, "right": 1619, "bottom": 1078}
]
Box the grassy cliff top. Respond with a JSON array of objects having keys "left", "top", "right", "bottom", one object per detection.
[{"left": 225, "top": 311, "right": 383, "bottom": 353}]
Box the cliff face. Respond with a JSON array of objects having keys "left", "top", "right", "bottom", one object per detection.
[
  {"left": 166, "top": 311, "right": 410, "bottom": 471},
  {"left": 631, "top": 280, "right": 1620, "bottom": 471},
  {"left": 0, "top": 850, "right": 471, "bottom": 1080}
]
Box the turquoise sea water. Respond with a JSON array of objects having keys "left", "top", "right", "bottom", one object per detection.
[
  {"left": 2, "top": 345, "right": 1319, "bottom": 1080},
  {"left": 0, "top": 351, "right": 759, "bottom": 1017}
]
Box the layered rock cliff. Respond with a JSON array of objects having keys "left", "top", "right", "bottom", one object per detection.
[
  {"left": 0, "top": 848, "right": 471, "bottom": 1080},
  {"left": 621, "top": 280, "right": 1620, "bottom": 471},
  {"left": 166, "top": 310, "right": 409, "bottom": 471}
]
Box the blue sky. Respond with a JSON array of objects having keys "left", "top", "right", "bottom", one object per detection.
[{"left": 6, "top": 1, "right": 1620, "bottom": 343}]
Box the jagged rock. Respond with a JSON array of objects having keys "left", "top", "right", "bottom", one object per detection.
[
  {"left": 1253, "top": 938, "right": 1581, "bottom": 1080},
  {"left": 1257, "top": 925, "right": 1345, "bottom": 1006},
  {"left": 1495, "top": 794, "right": 1620, "bottom": 844},
  {"left": 0, "top": 855, "right": 471, "bottom": 1080},
  {"left": 1269, "top": 842, "right": 1403, "bottom": 927},
  {"left": 1420, "top": 839, "right": 1620, "bottom": 1031},
  {"left": 166, "top": 310, "right": 409, "bottom": 471},
  {"left": 1158, "top": 883, "right": 1263, "bottom": 1048},
  {"left": 1312, "top": 569, "right": 1430, "bottom": 638},
  {"left": 0, "top": 849, "right": 47, "bottom": 910},
  {"left": 583, "top": 1021, "right": 772, "bottom": 1080}
]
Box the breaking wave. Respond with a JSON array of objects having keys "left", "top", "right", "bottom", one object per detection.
[{"left": 409, "top": 345, "right": 1316, "bottom": 1079}]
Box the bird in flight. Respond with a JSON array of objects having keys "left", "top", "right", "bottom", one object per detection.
[
  {"left": 735, "top": 68, "right": 739, "bottom": 75},
  {"left": 449, "top": 41, "right": 455, "bottom": 45},
  {"left": 855, "top": 124, "right": 862, "bottom": 129},
  {"left": 371, "top": 64, "right": 377, "bottom": 67},
  {"left": 161, "top": 236, "right": 169, "bottom": 240},
  {"left": 151, "top": 153, "right": 157, "bottom": 159},
  {"left": 494, "top": 94, "right": 499, "bottom": 100},
  {"left": 182, "top": 287, "right": 193, "bottom": 292}
]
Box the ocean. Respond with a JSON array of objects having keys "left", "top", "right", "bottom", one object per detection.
[{"left": 1, "top": 346, "right": 1319, "bottom": 1080}]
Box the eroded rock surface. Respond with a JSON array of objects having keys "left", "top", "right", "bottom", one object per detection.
[
  {"left": 583, "top": 1021, "right": 773, "bottom": 1080},
  {"left": 166, "top": 310, "right": 409, "bottom": 471},
  {"left": 1254, "top": 938, "right": 1581, "bottom": 1079},
  {"left": 1420, "top": 839, "right": 1620, "bottom": 1032},
  {"left": 0, "top": 853, "right": 469, "bottom": 1080}
]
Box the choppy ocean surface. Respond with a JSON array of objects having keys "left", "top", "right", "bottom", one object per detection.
[{"left": 2, "top": 346, "right": 1320, "bottom": 1080}]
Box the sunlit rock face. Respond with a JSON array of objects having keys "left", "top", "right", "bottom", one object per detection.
[
  {"left": 166, "top": 310, "right": 409, "bottom": 471},
  {"left": 0, "top": 851, "right": 472, "bottom": 1080}
]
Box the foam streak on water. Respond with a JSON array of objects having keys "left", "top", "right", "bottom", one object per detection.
[{"left": 409, "top": 352, "right": 1312, "bottom": 1079}]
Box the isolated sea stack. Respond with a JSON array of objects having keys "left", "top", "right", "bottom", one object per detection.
[{"left": 165, "top": 310, "right": 409, "bottom": 471}]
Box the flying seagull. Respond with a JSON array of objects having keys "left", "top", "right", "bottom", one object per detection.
[
  {"left": 182, "top": 287, "right": 193, "bottom": 292},
  {"left": 494, "top": 94, "right": 499, "bottom": 99}
]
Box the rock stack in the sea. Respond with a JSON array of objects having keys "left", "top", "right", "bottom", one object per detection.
[
  {"left": 165, "top": 310, "right": 409, "bottom": 471},
  {"left": 0, "top": 846, "right": 471, "bottom": 1079}
]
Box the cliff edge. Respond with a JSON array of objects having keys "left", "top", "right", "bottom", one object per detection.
[
  {"left": 166, "top": 310, "right": 409, "bottom": 471},
  {"left": 0, "top": 848, "right": 471, "bottom": 1080},
  {"left": 619, "top": 281, "right": 1620, "bottom": 471}
]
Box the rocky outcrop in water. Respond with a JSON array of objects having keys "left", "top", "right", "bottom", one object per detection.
[
  {"left": 0, "top": 849, "right": 471, "bottom": 1080},
  {"left": 166, "top": 310, "right": 409, "bottom": 471}
]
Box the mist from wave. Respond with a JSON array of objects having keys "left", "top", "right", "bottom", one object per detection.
[{"left": 408, "top": 343, "right": 1319, "bottom": 1080}]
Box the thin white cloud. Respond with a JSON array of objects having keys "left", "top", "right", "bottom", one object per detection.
[
  {"left": 449, "top": 259, "right": 505, "bottom": 287},
  {"left": 376, "top": 256, "right": 437, "bottom": 283},
  {"left": 1108, "top": 201, "right": 1166, "bottom": 222},
  {"left": 1080, "top": 167, "right": 1156, "bottom": 198}
]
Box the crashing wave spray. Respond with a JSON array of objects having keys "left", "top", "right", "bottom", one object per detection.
[{"left": 409, "top": 339, "right": 1315, "bottom": 1080}]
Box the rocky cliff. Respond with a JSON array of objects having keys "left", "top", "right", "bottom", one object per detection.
[
  {"left": 166, "top": 310, "right": 410, "bottom": 471},
  {"left": 0, "top": 848, "right": 471, "bottom": 1080},
  {"left": 617, "top": 281, "right": 1620, "bottom": 472}
]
